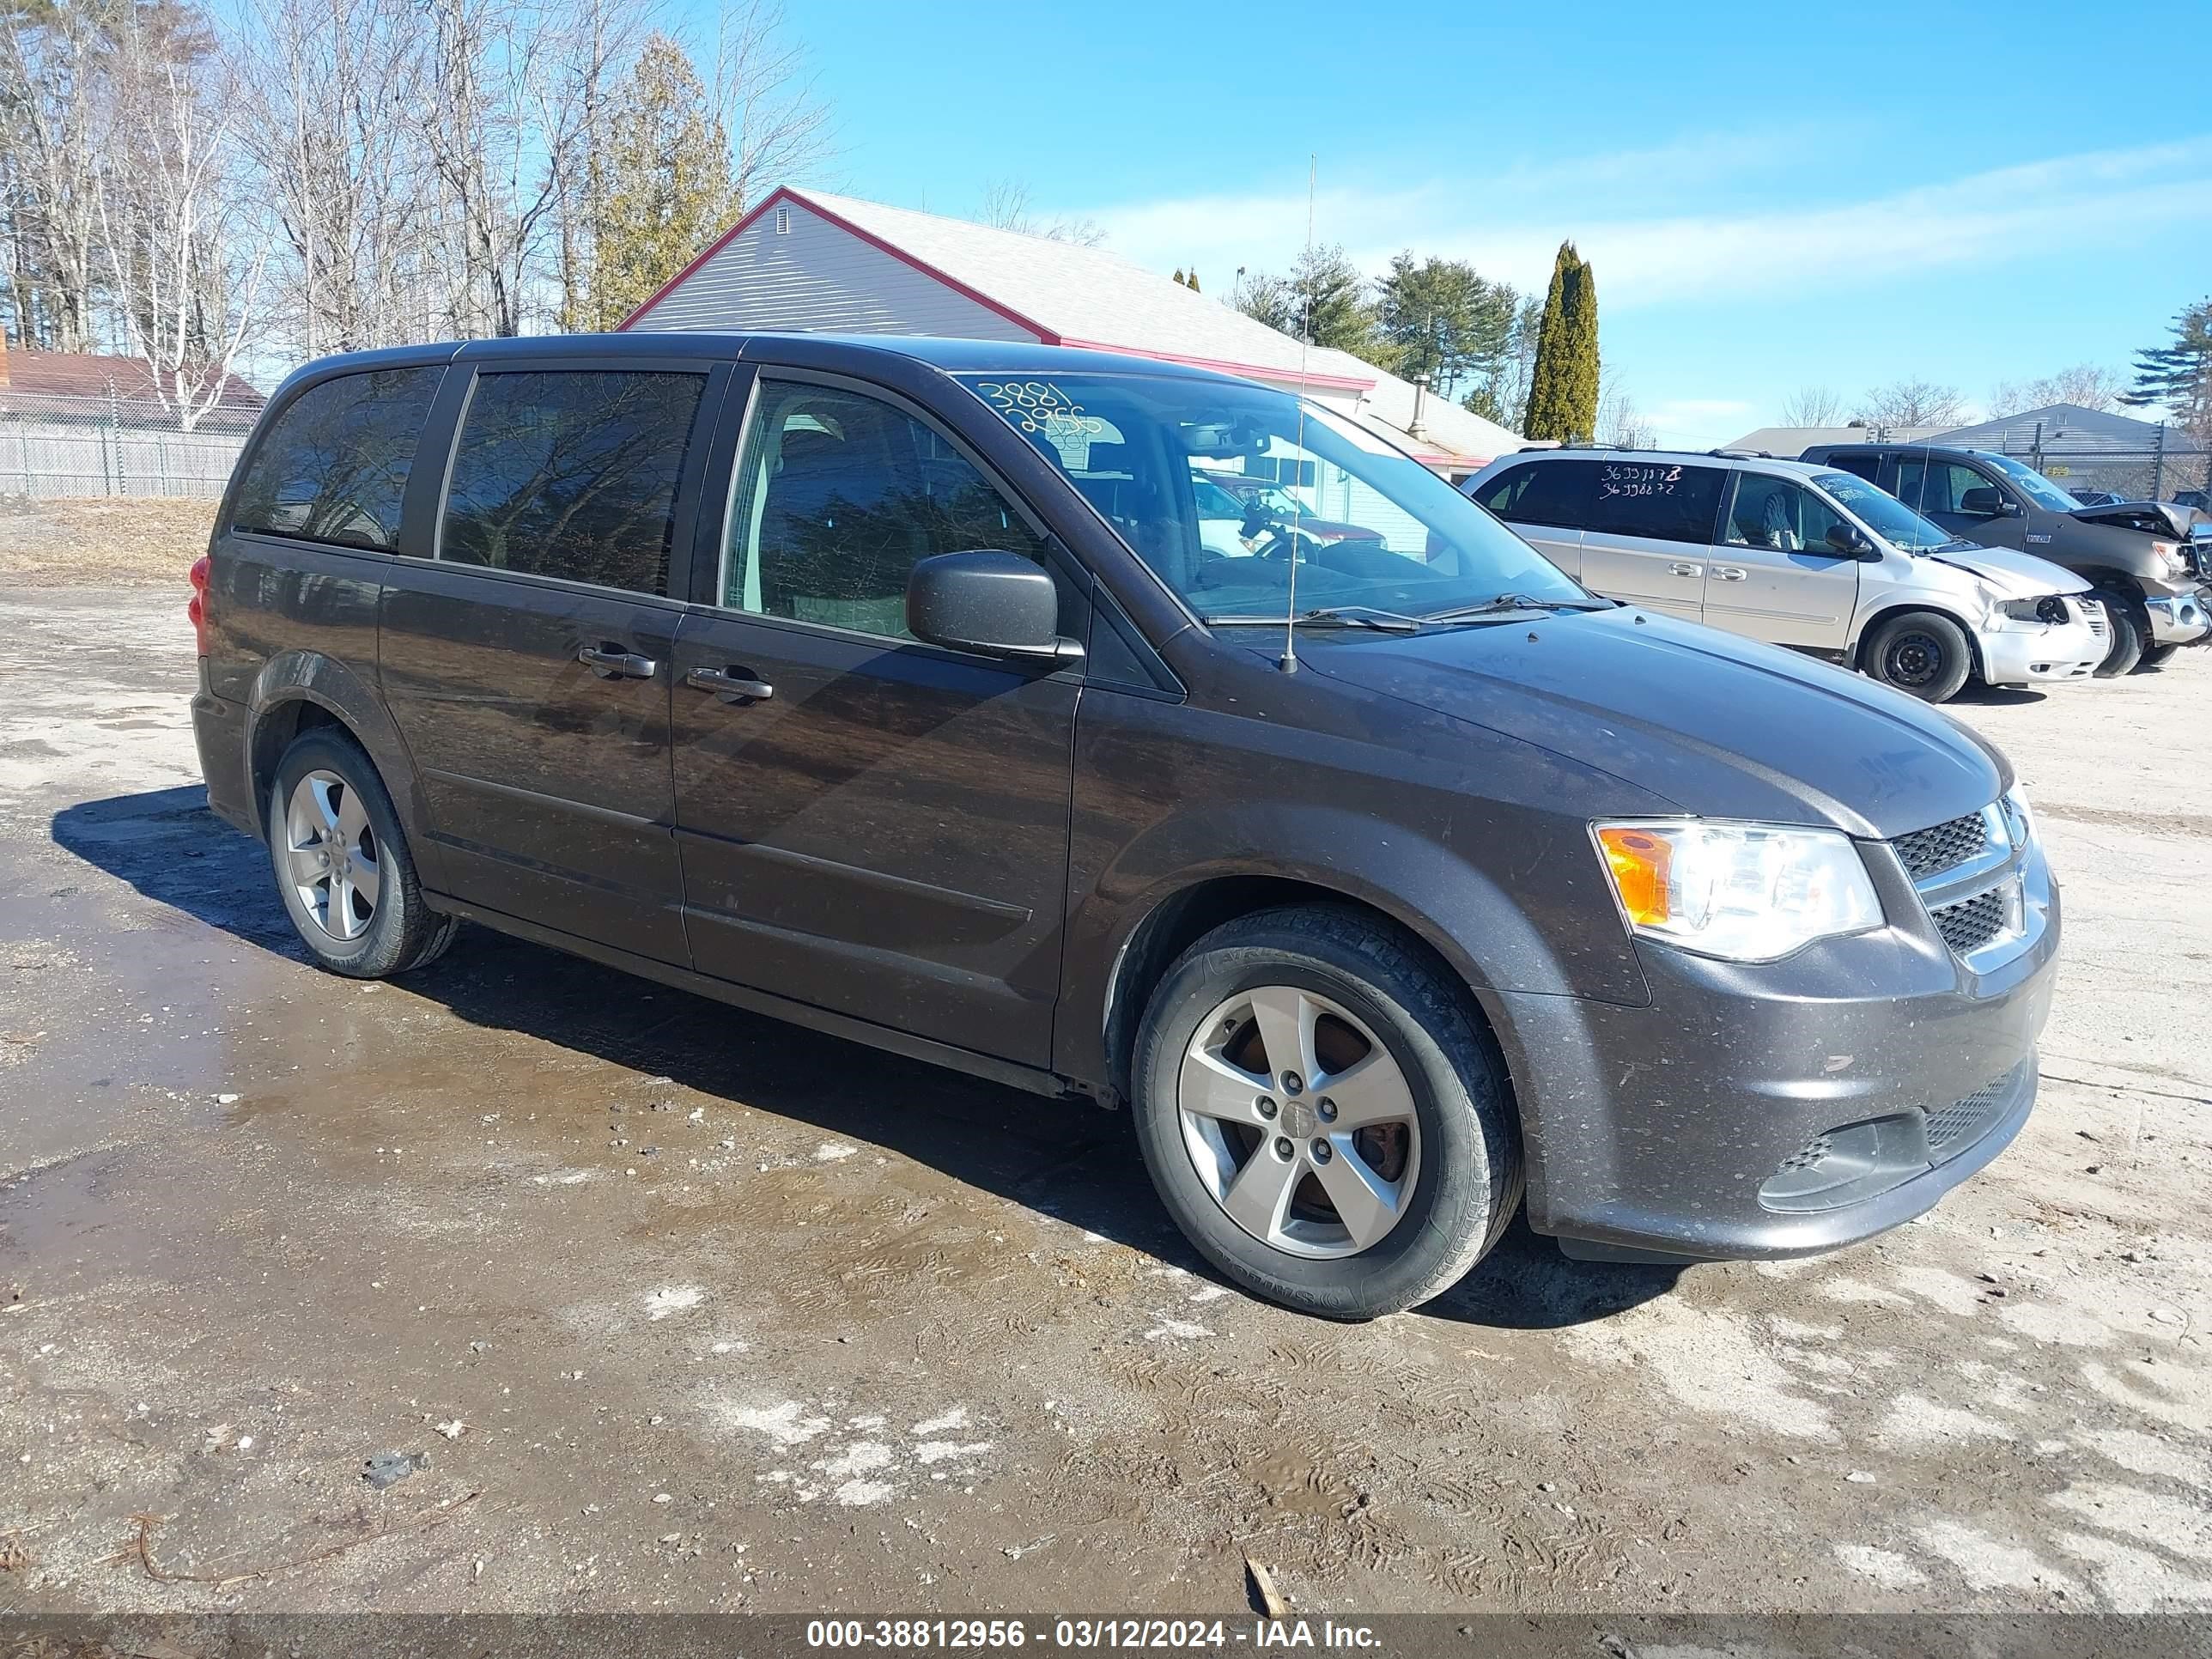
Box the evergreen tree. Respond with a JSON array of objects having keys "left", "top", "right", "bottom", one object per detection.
[
  {"left": 1523, "top": 242, "right": 1599, "bottom": 443},
  {"left": 1375, "top": 252, "right": 1516, "bottom": 401},
  {"left": 1172, "top": 268, "right": 1186, "bottom": 287},
  {"left": 583, "top": 34, "right": 732, "bottom": 330},
  {"left": 1287, "top": 242, "right": 1380, "bottom": 356},
  {"left": 2121, "top": 299, "right": 2212, "bottom": 442},
  {"left": 1185, "top": 268, "right": 1200, "bottom": 294}
]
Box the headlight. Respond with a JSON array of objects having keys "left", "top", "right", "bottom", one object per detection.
[
  {"left": 2150, "top": 540, "right": 2184, "bottom": 577},
  {"left": 1594, "top": 820, "right": 1884, "bottom": 963},
  {"left": 1997, "top": 596, "right": 2069, "bottom": 626}
]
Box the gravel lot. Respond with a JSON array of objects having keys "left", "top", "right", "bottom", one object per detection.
[{"left": 3, "top": 586, "right": 2209, "bottom": 1618}]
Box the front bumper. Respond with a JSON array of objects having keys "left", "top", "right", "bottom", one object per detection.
[
  {"left": 1494, "top": 834, "right": 2059, "bottom": 1261},
  {"left": 1977, "top": 614, "right": 2103, "bottom": 687},
  {"left": 2145, "top": 588, "right": 2210, "bottom": 647}
]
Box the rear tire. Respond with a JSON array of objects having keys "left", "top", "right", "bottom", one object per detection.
[
  {"left": 2094, "top": 589, "right": 2147, "bottom": 678},
  {"left": 267, "top": 729, "right": 458, "bottom": 978},
  {"left": 1129, "top": 905, "right": 1520, "bottom": 1320},
  {"left": 1863, "top": 611, "right": 1974, "bottom": 702},
  {"left": 2136, "top": 641, "right": 2179, "bottom": 670}
]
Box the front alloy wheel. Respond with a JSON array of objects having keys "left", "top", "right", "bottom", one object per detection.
[{"left": 1177, "top": 986, "right": 1421, "bottom": 1258}]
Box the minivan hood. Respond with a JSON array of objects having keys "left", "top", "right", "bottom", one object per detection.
[
  {"left": 1927, "top": 542, "right": 2089, "bottom": 595},
  {"left": 1301, "top": 609, "right": 2006, "bottom": 841}
]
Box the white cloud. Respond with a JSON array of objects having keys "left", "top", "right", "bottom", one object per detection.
[{"left": 1079, "top": 137, "right": 2212, "bottom": 308}]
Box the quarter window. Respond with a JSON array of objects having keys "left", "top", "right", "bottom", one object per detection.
[
  {"left": 231, "top": 367, "right": 442, "bottom": 551},
  {"left": 1587, "top": 461, "right": 1724, "bottom": 542},
  {"left": 1723, "top": 474, "right": 1853, "bottom": 554},
  {"left": 440, "top": 370, "right": 707, "bottom": 596},
  {"left": 1471, "top": 460, "right": 1595, "bottom": 528},
  {"left": 723, "top": 381, "right": 1048, "bottom": 640}
]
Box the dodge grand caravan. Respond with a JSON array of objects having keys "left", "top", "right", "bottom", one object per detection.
[
  {"left": 191, "top": 333, "right": 2058, "bottom": 1319},
  {"left": 1464, "top": 448, "right": 2106, "bottom": 702}
]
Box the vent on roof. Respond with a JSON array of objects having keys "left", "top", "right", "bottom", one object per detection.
[{"left": 775, "top": 205, "right": 790, "bottom": 235}]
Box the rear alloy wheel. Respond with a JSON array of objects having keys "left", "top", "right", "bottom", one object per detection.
[
  {"left": 268, "top": 728, "right": 458, "bottom": 978},
  {"left": 1131, "top": 905, "right": 1519, "bottom": 1320},
  {"left": 1863, "top": 611, "right": 1973, "bottom": 702}
]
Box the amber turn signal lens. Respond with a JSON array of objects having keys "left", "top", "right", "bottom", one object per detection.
[{"left": 1598, "top": 826, "right": 1672, "bottom": 926}]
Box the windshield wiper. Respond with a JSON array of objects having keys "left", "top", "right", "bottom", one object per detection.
[
  {"left": 1205, "top": 605, "right": 1424, "bottom": 633},
  {"left": 1425, "top": 592, "right": 1614, "bottom": 620}
]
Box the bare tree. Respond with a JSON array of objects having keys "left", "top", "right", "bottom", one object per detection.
[
  {"left": 708, "top": 0, "right": 833, "bottom": 221},
  {"left": 94, "top": 3, "right": 261, "bottom": 426},
  {"left": 1857, "top": 379, "right": 1967, "bottom": 429},
  {"left": 974, "top": 175, "right": 1106, "bottom": 247},
  {"left": 0, "top": 0, "right": 106, "bottom": 350},
  {"left": 1596, "top": 374, "right": 1655, "bottom": 449},
  {"left": 1988, "top": 362, "right": 2126, "bottom": 416},
  {"left": 1779, "top": 385, "right": 1844, "bottom": 427}
]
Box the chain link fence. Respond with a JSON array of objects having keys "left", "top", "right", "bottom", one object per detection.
[
  {"left": 0, "top": 392, "right": 256, "bottom": 501},
  {"left": 1987, "top": 432, "right": 2212, "bottom": 506}
]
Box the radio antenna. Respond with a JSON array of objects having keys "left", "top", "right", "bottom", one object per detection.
[{"left": 1279, "top": 155, "right": 1317, "bottom": 675}]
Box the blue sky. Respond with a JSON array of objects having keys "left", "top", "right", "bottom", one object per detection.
[{"left": 757, "top": 0, "right": 2210, "bottom": 448}]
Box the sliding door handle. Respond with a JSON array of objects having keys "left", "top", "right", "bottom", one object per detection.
[
  {"left": 1711, "top": 566, "right": 1749, "bottom": 581},
  {"left": 578, "top": 643, "right": 658, "bottom": 679},
  {"left": 1668, "top": 562, "right": 1705, "bottom": 577},
  {"left": 685, "top": 665, "right": 775, "bottom": 703}
]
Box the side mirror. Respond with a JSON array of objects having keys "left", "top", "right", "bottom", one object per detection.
[
  {"left": 1958, "top": 487, "right": 2011, "bottom": 518},
  {"left": 1825, "top": 522, "right": 1876, "bottom": 559},
  {"left": 905, "top": 550, "right": 1081, "bottom": 663}
]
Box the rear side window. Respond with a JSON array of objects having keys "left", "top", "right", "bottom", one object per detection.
[
  {"left": 1822, "top": 453, "right": 1882, "bottom": 485},
  {"left": 231, "top": 367, "right": 442, "bottom": 551},
  {"left": 1472, "top": 459, "right": 1594, "bottom": 528},
  {"left": 1588, "top": 460, "right": 1725, "bottom": 542},
  {"left": 440, "top": 370, "right": 707, "bottom": 596}
]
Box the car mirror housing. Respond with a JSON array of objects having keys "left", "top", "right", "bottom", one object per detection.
[
  {"left": 906, "top": 550, "right": 1081, "bottom": 662},
  {"left": 1825, "top": 523, "right": 1877, "bottom": 559},
  {"left": 1959, "top": 487, "right": 2013, "bottom": 518}
]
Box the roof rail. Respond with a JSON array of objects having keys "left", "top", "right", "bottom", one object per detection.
[{"left": 1708, "top": 447, "right": 1773, "bottom": 459}]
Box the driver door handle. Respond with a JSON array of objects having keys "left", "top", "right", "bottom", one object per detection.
[
  {"left": 685, "top": 665, "right": 775, "bottom": 703},
  {"left": 577, "top": 643, "right": 658, "bottom": 679},
  {"left": 1668, "top": 562, "right": 1704, "bottom": 577}
]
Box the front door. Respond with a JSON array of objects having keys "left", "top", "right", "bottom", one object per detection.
[
  {"left": 1896, "top": 457, "right": 2029, "bottom": 552},
  {"left": 669, "top": 373, "right": 1081, "bottom": 1067},
  {"left": 1577, "top": 459, "right": 1726, "bottom": 620},
  {"left": 1705, "top": 472, "right": 1861, "bottom": 649},
  {"left": 378, "top": 364, "right": 719, "bottom": 963}
]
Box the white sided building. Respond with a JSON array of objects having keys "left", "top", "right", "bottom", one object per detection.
[{"left": 619, "top": 185, "right": 1522, "bottom": 483}]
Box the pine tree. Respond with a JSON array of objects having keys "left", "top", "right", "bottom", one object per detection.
[
  {"left": 583, "top": 35, "right": 733, "bottom": 330},
  {"left": 1523, "top": 242, "right": 1599, "bottom": 443},
  {"left": 1172, "top": 269, "right": 1186, "bottom": 287},
  {"left": 1185, "top": 268, "right": 1200, "bottom": 294},
  {"left": 2121, "top": 300, "right": 2212, "bottom": 442}
]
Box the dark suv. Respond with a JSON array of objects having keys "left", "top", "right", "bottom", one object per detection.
[{"left": 191, "top": 333, "right": 2058, "bottom": 1318}]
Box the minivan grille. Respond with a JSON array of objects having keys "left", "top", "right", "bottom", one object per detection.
[
  {"left": 2076, "top": 598, "right": 2107, "bottom": 638},
  {"left": 1924, "top": 1067, "right": 2022, "bottom": 1157},
  {"left": 1931, "top": 885, "right": 2009, "bottom": 955},
  {"left": 1893, "top": 811, "right": 1993, "bottom": 882}
]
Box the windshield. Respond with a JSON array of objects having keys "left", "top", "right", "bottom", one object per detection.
[
  {"left": 957, "top": 372, "right": 1589, "bottom": 622},
  {"left": 1978, "top": 451, "right": 2083, "bottom": 512},
  {"left": 1813, "top": 472, "right": 1954, "bottom": 552}
]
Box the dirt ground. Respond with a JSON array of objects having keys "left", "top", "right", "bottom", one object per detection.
[
  {"left": 0, "top": 496, "right": 216, "bottom": 586},
  {"left": 3, "top": 586, "right": 2209, "bottom": 1620}
]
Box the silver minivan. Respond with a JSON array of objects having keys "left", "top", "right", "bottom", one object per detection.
[{"left": 1464, "top": 448, "right": 2106, "bottom": 702}]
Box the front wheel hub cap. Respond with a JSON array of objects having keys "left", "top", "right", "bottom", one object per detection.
[{"left": 1176, "top": 985, "right": 1422, "bottom": 1260}]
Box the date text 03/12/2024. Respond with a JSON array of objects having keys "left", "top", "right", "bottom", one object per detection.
[{"left": 804, "top": 1620, "right": 1384, "bottom": 1650}]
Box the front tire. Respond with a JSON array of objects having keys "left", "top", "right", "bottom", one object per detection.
[
  {"left": 1129, "top": 906, "right": 1520, "bottom": 1320},
  {"left": 1863, "top": 611, "right": 1974, "bottom": 702},
  {"left": 267, "top": 728, "right": 458, "bottom": 978},
  {"left": 2136, "top": 641, "right": 2179, "bottom": 670},
  {"left": 2094, "top": 589, "right": 2147, "bottom": 678}
]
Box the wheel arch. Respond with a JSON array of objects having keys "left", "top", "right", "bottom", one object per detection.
[
  {"left": 1852, "top": 601, "right": 1987, "bottom": 683},
  {"left": 245, "top": 651, "right": 428, "bottom": 843}
]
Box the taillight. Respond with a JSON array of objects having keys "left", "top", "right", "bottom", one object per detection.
[{"left": 188, "top": 554, "right": 211, "bottom": 654}]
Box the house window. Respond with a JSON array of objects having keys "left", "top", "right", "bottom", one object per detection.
[{"left": 775, "top": 205, "right": 790, "bottom": 235}]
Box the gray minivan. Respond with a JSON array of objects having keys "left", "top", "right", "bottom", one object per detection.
[
  {"left": 1464, "top": 448, "right": 2106, "bottom": 702},
  {"left": 191, "top": 333, "right": 2058, "bottom": 1317}
]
